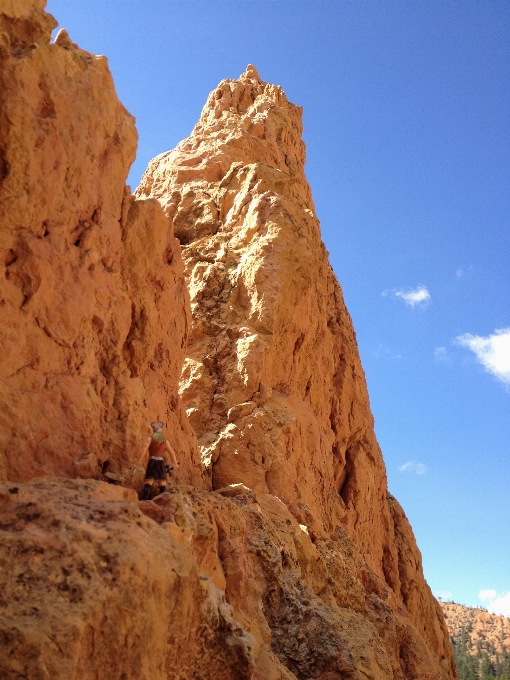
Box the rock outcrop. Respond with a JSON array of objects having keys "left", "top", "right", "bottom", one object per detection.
[
  {"left": 1, "top": 476, "right": 450, "bottom": 680},
  {"left": 0, "top": 2, "right": 456, "bottom": 678},
  {"left": 0, "top": 479, "right": 256, "bottom": 680},
  {"left": 137, "top": 65, "right": 454, "bottom": 677},
  {"left": 441, "top": 601, "right": 510, "bottom": 676},
  {"left": 441, "top": 602, "right": 510, "bottom": 653},
  {"left": 0, "top": 0, "right": 200, "bottom": 485}
]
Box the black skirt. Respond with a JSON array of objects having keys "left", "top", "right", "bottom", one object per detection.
[{"left": 145, "top": 458, "right": 166, "bottom": 480}]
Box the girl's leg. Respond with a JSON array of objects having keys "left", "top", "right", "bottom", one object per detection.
[{"left": 140, "top": 480, "right": 154, "bottom": 500}]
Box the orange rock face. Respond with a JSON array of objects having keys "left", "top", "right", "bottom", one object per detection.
[
  {"left": 0, "top": 476, "right": 452, "bottom": 680},
  {"left": 0, "top": 479, "right": 256, "bottom": 680},
  {"left": 0, "top": 1, "right": 456, "bottom": 677},
  {"left": 137, "top": 65, "right": 455, "bottom": 678},
  {"left": 0, "top": 0, "right": 200, "bottom": 485}
]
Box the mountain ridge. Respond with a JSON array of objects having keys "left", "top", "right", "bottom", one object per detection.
[{"left": 441, "top": 602, "right": 510, "bottom": 680}]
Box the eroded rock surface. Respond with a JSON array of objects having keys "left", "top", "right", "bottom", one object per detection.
[
  {"left": 0, "top": 1, "right": 456, "bottom": 677},
  {"left": 0, "top": 479, "right": 255, "bottom": 680},
  {"left": 0, "top": 478, "right": 450, "bottom": 680},
  {"left": 137, "top": 65, "right": 454, "bottom": 677},
  {"left": 0, "top": 0, "right": 200, "bottom": 485}
]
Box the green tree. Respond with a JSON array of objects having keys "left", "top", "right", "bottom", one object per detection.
[
  {"left": 453, "top": 627, "right": 479, "bottom": 680},
  {"left": 481, "top": 654, "right": 496, "bottom": 680}
]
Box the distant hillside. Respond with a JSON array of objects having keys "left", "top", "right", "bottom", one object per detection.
[{"left": 441, "top": 602, "right": 510, "bottom": 679}]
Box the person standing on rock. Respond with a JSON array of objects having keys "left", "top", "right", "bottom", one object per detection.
[{"left": 139, "top": 421, "right": 179, "bottom": 500}]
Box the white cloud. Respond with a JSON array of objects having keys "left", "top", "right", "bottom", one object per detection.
[
  {"left": 457, "top": 328, "right": 510, "bottom": 385},
  {"left": 395, "top": 286, "right": 431, "bottom": 308},
  {"left": 479, "top": 590, "right": 510, "bottom": 617},
  {"left": 434, "top": 347, "right": 448, "bottom": 362},
  {"left": 399, "top": 461, "right": 427, "bottom": 475},
  {"left": 434, "top": 590, "right": 453, "bottom": 601},
  {"left": 456, "top": 268, "right": 464, "bottom": 278},
  {"left": 372, "top": 344, "right": 402, "bottom": 360},
  {"left": 480, "top": 589, "right": 497, "bottom": 602},
  {"left": 489, "top": 594, "right": 510, "bottom": 617}
]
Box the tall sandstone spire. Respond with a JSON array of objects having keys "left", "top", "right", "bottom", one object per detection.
[{"left": 137, "top": 65, "right": 455, "bottom": 678}]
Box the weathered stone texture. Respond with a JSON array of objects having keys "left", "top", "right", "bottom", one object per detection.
[
  {"left": 0, "top": 477, "right": 454, "bottom": 680},
  {"left": 0, "top": 479, "right": 256, "bottom": 680},
  {"left": 137, "top": 64, "right": 454, "bottom": 677},
  {"left": 0, "top": 0, "right": 200, "bottom": 485},
  {"left": 0, "top": 1, "right": 456, "bottom": 676}
]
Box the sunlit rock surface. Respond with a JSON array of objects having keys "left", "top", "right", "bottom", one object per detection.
[
  {"left": 0, "top": 1, "right": 455, "bottom": 677},
  {"left": 0, "top": 0, "right": 201, "bottom": 486},
  {"left": 137, "top": 64, "right": 455, "bottom": 678}
]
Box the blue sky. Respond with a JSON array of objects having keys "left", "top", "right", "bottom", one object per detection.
[{"left": 47, "top": 0, "right": 510, "bottom": 614}]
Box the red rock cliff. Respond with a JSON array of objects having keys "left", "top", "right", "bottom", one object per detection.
[
  {"left": 0, "top": 0, "right": 200, "bottom": 485},
  {"left": 137, "top": 64, "right": 454, "bottom": 677},
  {"left": 0, "top": 2, "right": 455, "bottom": 678}
]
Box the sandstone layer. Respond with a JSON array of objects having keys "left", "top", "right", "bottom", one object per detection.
[
  {"left": 0, "top": 479, "right": 256, "bottom": 680},
  {"left": 1, "top": 477, "right": 451, "bottom": 680},
  {"left": 0, "top": 1, "right": 456, "bottom": 678},
  {"left": 137, "top": 65, "right": 454, "bottom": 677},
  {"left": 0, "top": 0, "right": 200, "bottom": 485}
]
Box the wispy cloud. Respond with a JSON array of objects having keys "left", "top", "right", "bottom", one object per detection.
[
  {"left": 456, "top": 268, "right": 464, "bottom": 278},
  {"left": 434, "top": 590, "right": 453, "bottom": 601},
  {"left": 394, "top": 286, "right": 431, "bottom": 308},
  {"left": 372, "top": 344, "right": 402, "bottom": 360},
  {"left": 399, "top": 461, "right": 427, "bottom": 475},
  {"left": 479, "top": 589, "right": 510, "bottom": 617},
  {"left": 456, "top": 328, "right": 510, "bottom": 385},
  {"left": 434, "top": 347, "right": 449, "bottom": 363}
]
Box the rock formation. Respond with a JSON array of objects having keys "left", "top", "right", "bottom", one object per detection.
[
  {"left": 441, "top": 602, "right": 510, "bottom": 678},
  {"left": 0, "top": 474, "right": 448, "bottom": 680},
  {"left": 0, "top": 2, "right": 456, "bottom": 678},
  {"left": 0, "top": 0, "right": 200, "bottom": 486},
  {"left": 137, "top": 64, "right": 454, "bottom": 677},
  {"left": 0, "top": 478, "right": 256, "bottom": 680}
]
